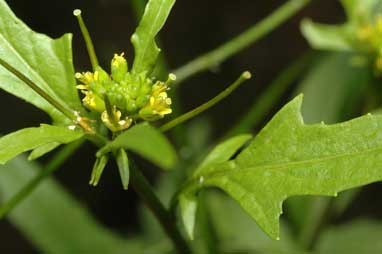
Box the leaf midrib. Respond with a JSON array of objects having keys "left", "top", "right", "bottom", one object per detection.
[{"left": 193, "top": 144, "right": 382, "bottom": 182}]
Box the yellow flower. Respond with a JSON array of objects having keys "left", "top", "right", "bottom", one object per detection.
[
  {"left": 139, "top": 83, "right": 172, "bottom": 120},
  {"left": 101, "top": 106, "right": 133, "bottom": 132}
]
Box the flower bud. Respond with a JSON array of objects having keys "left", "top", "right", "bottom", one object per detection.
[{"left": 111, "top": 53, "right": 128, "bottom": 82}]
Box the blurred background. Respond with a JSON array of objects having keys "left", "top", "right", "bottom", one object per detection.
[{"left": 1, "top": 0, "right": 382, "bottom": 252}]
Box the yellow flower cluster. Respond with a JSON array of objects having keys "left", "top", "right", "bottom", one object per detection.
[{"left": 75, "top": 54, "right": 175, "bottom": 132}]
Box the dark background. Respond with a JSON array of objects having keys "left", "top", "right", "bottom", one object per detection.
[{"left": 2, "top": 0, "right": 378, "bottom": 252}]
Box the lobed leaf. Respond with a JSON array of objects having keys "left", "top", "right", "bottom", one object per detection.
[
  {"left": 131, "top": 0, "right": 175, "bottom": 74},
  {"left": 180, "top": 95, "right": 382, "bottom": 239},
  {"left": 0, "top": 124, "right": 83, "bottom": 164},
  {"left": 97, "top": 123, "right": 177, "bottom": 170},
  {"left": 0, "top": 0, "right": 83, "bottom": 123}
]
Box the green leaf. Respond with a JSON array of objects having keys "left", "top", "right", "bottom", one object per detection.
[
  {"left": 28, "top": 142, "right": 61, "bottom": 160},
  {"left": 296, "top": 52, "right": 369, "bottom": 124},
  {"left": 206, "top": 191, "right": 298, "bottom": 253},
  {"left": 0, "top": 125, "right": 83, "bottom": 165},
  {"left": 115, "top": 148, "right": 130, "bottom": 190},
  {"left": 197, "top": 134, "right": 252, "bottom": 170},
  {"left": 0, "top": 156, "right": 126, "bottom": 253},
  {"left": 89, "top": 155, "right": 109, "bottom": 187},
  {"left": 180, "top": 95, "right": 382, "bottom": 239},
  {"left": 179, "top": 134, "right": 252, "bottom": 239},
  {"left": 301, "top": 19, "right": 353, "bottom": 52},
  {"left": 316, "top": 220, "right": 382, "bottom": 253},
  {"left": 131, "top": 0, "right": 176, "bottom": 74},
  {"left": 0, "top": 0, "right": 83, "bottom": 123},
  {"left": 97, "top": 123, "right": 177, "bottom": 170}
]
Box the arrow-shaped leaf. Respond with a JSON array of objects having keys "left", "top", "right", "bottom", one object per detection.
[
  {"left": 180, "top": 95, "right": 382, "bottom": 239},
  {"left": 131, "top": 0, "right": 175, "bottom": 74},
  {"left": 0, "top": 0, "right": 83, "bottom": 123}
]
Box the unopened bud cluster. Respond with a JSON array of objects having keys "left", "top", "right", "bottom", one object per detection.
[{"left": 76, "top": 53, "right": 175, "bottom": 132}]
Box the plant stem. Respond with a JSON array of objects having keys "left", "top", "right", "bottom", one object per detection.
[
  {"left": 160, "top": 71, "right": 252, "bottom": 132},
  {"left": 0, "top": 139, "right": 84, "bottom": 218},
  {"left": 173, "top": 0, "right": 311, "bottom": 84},
  {"left": 224, "top": 52, "right": 314, "bottom": 137},
  {"left": 129, "top": 161, "right": 191, "bottom": 254},
  {"left": 0, "top": 58, "right": 76, "bottom": 122},
  {"left": 73, "top": 9, "right": 99, "bottom": 70}
]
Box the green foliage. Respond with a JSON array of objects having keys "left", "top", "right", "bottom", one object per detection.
[
  {"left": 179, "top": 134, "right": 253, "bottom": 239},
  {"left": 0, "top": 156, "right": 126, "bottom": 253},
  {"left": 116, "top": 148, "right": 131, "bottom": 189},
  {"left": 131, "top": 0, "right": 175, "bottom": 74},
  {"left": 0, "top": 0, "right": 83, "bottom": 123},
  {"left": 28, "top": 142, "right": 61, "bottom": 160},
  {"left": 296, "top": 52, "right": 369, "bottom": 124},
  {"left": 97, "top": 123, "right": 177, "bottom": 170},
  {"left": 301, "top": 0, "right": 382, "bottom": 71},
  {"left": 180, "top": 95, "right": 382, "bottom": 239},
  {"left": 0, "top": 125, "right": 83, "bottom": 165},
  {"left": 316, "top": 219, "right": 382, "bottom": 253}
]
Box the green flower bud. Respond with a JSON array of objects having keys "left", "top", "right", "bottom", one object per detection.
[{"left": 111, "top": 53, "right": 128, "bottom": 82}]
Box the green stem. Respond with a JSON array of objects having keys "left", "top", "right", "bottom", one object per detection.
[
  {"left": 224, "top": 52, "right": 314, "bottom": 137},
  {"left": 0, "top": 58, "right": 76, "bottom": 122},
  {"left": 0, "top": 139, "right": 84, "bottom": 218},
  {"left": 173, "top": 0, "right": 311, "bottom": 84},
  {"left": 73, "top": 9, "right": 99, "bottom": 70},
  {"left": 129, "top": 161, "right": 191, "bottom": 254},
  {"left": 160, "top": 71, "right": 252, "bottom": 132}
]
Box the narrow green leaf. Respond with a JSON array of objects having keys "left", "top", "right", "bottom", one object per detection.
[
  {"left": 301, "top": 19, "right": 353, "bottom": 52},
  {"left": 131, "top": 0, "right": 176, "bottom": 74},
  {"left": 179, "top": 134, "right": 252, "bottom": 239},
  {"left": 97, "top": 123, "right": 177, "bottom": 170},
  {"left": 28, "top": 142, "right": 61, "bottom": 160},
  {"left": 0, "top": 125, "right": 83, "bottom": 165},
  {"left": 0, "top": 0, "right": 83, "bottom": 123},
  {"left": 181, "top": 95, "right": 382, "bottom": 239},
  {"left": 89, "top": 155, "right": 109, "bottom": 186},
  {"left": 0, "top": 156, "right": 126, "bottom": 253},
  {"left": 115, "top": 148, "right": 130, "bottom": 190}
]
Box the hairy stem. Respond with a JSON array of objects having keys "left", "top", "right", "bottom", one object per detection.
[
  {"left": 0, "top": 139, "right": 84, "bottom": 218},
  {"left": 73, "top": 9, "right": 99, "bottom": 70},
  {"left": 160, "top": 71, "right": 252, "bottom": 132},
  {"left": 173, "top": 0, "right": 310, "bottom": 84},
  {"left": 129, "top": 161, "right": 191, "bottom": 254}
]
